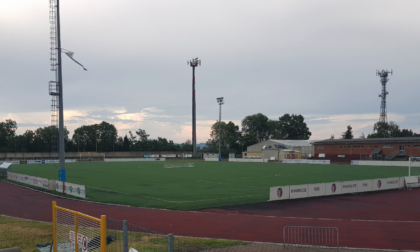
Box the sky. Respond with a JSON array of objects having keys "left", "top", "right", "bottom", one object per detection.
[{"left": 1, "top": 0, "right": 419, "bottom": 143}]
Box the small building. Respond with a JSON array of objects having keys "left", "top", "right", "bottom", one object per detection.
[
  {"left": 243, "top": 140, "right": 314, "bottom": 160},
  {"left": 313, "top": 137, "right": 420, "bottom": 160}
]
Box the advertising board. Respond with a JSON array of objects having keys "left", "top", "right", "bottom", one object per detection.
[
  {"left": 325, "top": 182, "right": 342, "bottom": 196},
  {"left": 7, "top": 172, "right": 49, "bottom": 189},
  {"left": 341, "top": 181, "right": 358, "bottom": 194},
  {"left": 269, "top": 186, "right": 290, "bottom": 201},
  {"left": 308, "top": 183, "right": 326, "bottom": 197},
  {"left": 357, "top": 180, "right": 372, "bottom": 192},
  {"left": 386, "top": 177, "right": 400, "bottom": 189},
  {"left": 372, "top": 178, "right": 386, "bottom": 191},
  {"left": 56, "top": 181, "right": 86, "bottom": 198},
  {"left": 289, "top": 185, "right": 308, "bottom": 199}
]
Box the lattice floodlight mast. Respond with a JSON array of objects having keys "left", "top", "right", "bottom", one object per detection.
[
  {"left": 48, "top": 0, "right": 87, "bottom": 182},
  {"left": 377, "top": 69, "right": 393, "bottom": 123},
  {"left": 187, "top": 58, "right": 201, "bottom": 156},
  {"left": 48, "top": 0, "right": 66, "bottom": 181},
  {"left": 49, "top": 0, "right": 59, "bottom": 154}
]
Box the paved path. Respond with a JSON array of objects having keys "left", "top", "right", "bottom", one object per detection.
[{"left": 1, "top": 181, "right": 419, "bottom": 251}]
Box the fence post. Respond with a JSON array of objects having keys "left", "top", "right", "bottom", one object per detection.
[
  {"left": 101, "top": 215, "right": 107, "bottom": 252},
  {"left": 52, "top": 201, "right": 57, "bottom": 252},
  {"left": 123, "top": 220, "right": 128, "bottom": 252},
  {"left": 168, "top": 233, "right": 174, "bottom": 252}
]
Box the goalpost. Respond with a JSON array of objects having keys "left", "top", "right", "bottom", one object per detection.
[
  {"left": 164, "top": 162, "right": 194, "bottom": 168},
  {"left": 408, "top": 157, "right": 420, "bottom": 176}
]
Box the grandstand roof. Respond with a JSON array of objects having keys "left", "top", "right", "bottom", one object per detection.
[
  {"left": 268, "top": 139, "right": 314, "bottom": 147},
  {"left": 314, "top": 137, "right": 420, "bottom": 145}
]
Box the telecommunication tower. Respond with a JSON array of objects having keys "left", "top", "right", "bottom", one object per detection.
[
  {"left": 377, "top": 69, "right": 393, "bottom": 123},
  {"left": 187, "top": 58, "right": 201, "bottom": 156}
]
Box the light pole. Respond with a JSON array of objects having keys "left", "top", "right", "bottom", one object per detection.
[
  {"left": 187, "top": 58, "right": 200, "bottom": 157},
  {"left": 216, "top": 97, "right": 224, "bottom": 162}
]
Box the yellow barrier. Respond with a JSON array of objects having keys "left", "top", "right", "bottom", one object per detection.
[{"left": 52, "top": 201, "right": 106, "bottom": 252}]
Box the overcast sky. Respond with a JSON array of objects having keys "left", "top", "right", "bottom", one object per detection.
[{"left": 1, "top": 0, "right": 419, "bottom": 143}]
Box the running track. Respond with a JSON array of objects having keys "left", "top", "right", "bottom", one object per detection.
[{"left": 1, "top": 181, "right": 420, "bottom": 250}]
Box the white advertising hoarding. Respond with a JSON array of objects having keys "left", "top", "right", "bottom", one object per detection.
[
  {"left": 341, "top": 181, "right": 358, "bottom": 194},
  {"left": 56, "top": 181, "right": 86, "bottom": 198},
  {"left": 289, "top": 185, "right": 308, "bottom": 199},
  {"left": 308, "top": 183, "right": 326, "bottom": 197},
  {"left": 386, "top": 177, "right": 400, "bottom": 189},
  {"left": 161, "top": 154, "right": 176, "bottom": 158},
  {"left": 7, "top": 172, "right": 49, "bottom": 189},
  {"left": 357, "top": 180, "right": 372, "bottom": 192},
  {"left": 325, "top": 182, "right": 342, "bottom": 196},
  {"left": 269, "top": 186, "right": 290, "bottom": 201},
  {"left": 372, "top": 178, "right": 386, "bottom": 191}
]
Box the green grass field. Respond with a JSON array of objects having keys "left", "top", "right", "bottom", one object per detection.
[{"left": 9, "top": 161, "right": 419, "bottom": 210}]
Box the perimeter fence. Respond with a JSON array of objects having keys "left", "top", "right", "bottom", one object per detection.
[
  {"left": 283, "top": 226, "right": 339, "bottom": 251},
  {"left": 2, "top": 211, "right": 343, "bottom": 252}
]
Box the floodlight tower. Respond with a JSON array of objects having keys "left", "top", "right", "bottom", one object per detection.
[
  {"left": 377, "top": 69, "right": 393, "bottom": 123},
  {"left": 217, "top": 97, "right": 224, "bottom": 162},
  {"left": 49, "top": 0, "right": 66, "bottom": 182},
  {"left": 188, "top": 58, "right": 201, "bottom": 156}
]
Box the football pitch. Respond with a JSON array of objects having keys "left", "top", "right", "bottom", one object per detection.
[{"left": 10, "top": 161, "right": 419, "bottom": 210}]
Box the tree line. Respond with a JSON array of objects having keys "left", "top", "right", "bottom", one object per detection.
[
  {"left": 336, "top": 121, "right": 420, "bottom": 140},
  {"left": 0, "top": 113, "right": 311, "bottom": 153},
  {"left": 204, "top": 113, "right": 311, "bottom": 155},
  {"left": 0, "top": 120, "right": 192, "bottom": 153}
]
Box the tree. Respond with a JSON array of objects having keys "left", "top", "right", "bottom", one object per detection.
[
  {"left": 0, "top": 119, "right": 17, "bottom": 151},
  {"left": 277, "top": 114, "right": 311, "bottom": 140},
  {"left": 241, "top": 113, "right": 272, "bottom": 142},
  {"left": 128, "top": 131, "right": 137, "bottom": 150},
  {"left": 341, "top": 125, "right": 353, "bottom": 139},
  {"left": 72, "top": 121, "right": 117, "bottom": 152},
  {"left": 329, "top": 135, "right": 335, "bottom": 140},
  {"left": 180, "top": 139, "right": 192, "bottom": 152},
  {"left": 368, "top": 121, "right": 401, "bottom": 138},
  {"left": 359, "top": 133, "right": 366, "bottom": 139},
  {"left": 206, "top": 121, "right": 242, "bottom": 154}
]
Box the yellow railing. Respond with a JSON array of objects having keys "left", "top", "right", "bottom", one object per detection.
[{"left": 52, "top": 201, "right": 106, "bottom": 252}]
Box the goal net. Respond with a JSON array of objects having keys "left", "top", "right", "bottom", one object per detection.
[
  {"left": 78, "top": 153, "right": 105, "bottom": 162},
  {"left": 164, "top": 162, "right": 194, "bottom": 168}
]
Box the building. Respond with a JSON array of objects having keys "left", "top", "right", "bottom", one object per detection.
[
  {"left": 243, "top": 140, "right": 315, "bottom": 160},
  {"left": 313, "top": 137, "right": 420, "bottom": 160}
]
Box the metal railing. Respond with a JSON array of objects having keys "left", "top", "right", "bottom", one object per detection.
[{"left": 283, "top": 226, "right": 339, "bottom": 250}]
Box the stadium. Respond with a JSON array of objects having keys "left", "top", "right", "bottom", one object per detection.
[{"left": 2, "top": 1, "right": 420, "bottom": 252}]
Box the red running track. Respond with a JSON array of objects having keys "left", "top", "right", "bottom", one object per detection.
[{"left": 1, "top": 181, "right": 420, "bottom": 250}]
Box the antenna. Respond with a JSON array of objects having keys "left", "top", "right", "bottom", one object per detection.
[{"left": 376, "top": 69, "right": 393, "bottom": 124}]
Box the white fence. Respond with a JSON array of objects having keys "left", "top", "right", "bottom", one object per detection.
[
  {"left": 6, "top": 171, "right": 87, "bottom": 199},
  {"left": 351, "top": 160, "right": 420, "bottom": 167},
  {"left": 283, "top": 159, "right": 331, "bottom": 165},
  {"left": 104, "top": 158, "right": 165, "bottom": 162},
  {"left": 7, "top": 172, "right": 49, "bottom": 189},
  {"left": 269, "top": 176, "right": 419, "bottom": 201},
  {"left": 205, "top": 158, "right": 219, "bottom": 162},
  {"left": 228, "top": 158, "right": 266, "bottom": 163}
]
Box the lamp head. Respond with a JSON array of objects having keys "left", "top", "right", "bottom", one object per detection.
[{"left": 216, "top": 97, "right": 224, "bottom": 105}]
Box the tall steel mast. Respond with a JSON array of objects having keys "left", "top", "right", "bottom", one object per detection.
[{"left": 187, "top": 58, "right": 201, "bottom": 156}]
